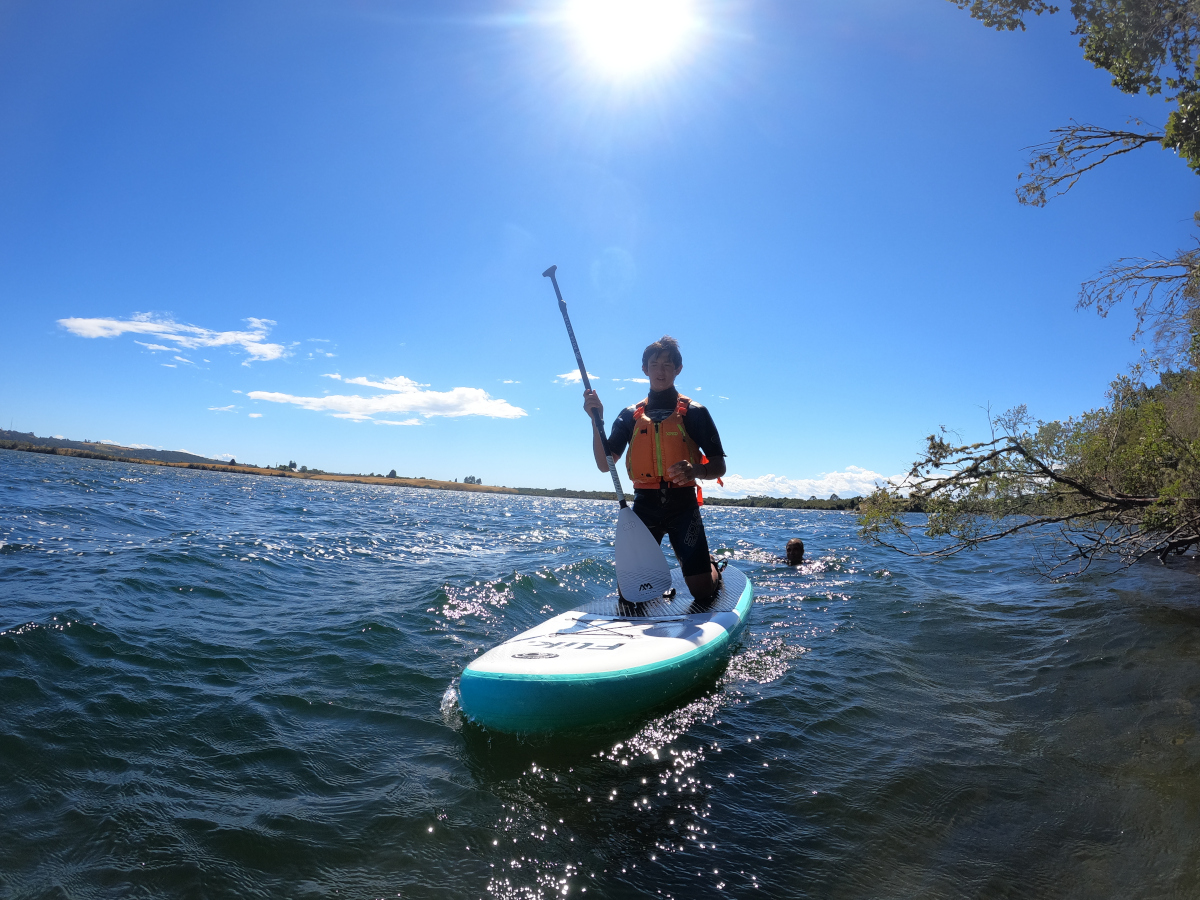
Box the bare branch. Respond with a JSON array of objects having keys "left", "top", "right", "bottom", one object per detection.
[
  {"left": 1078, "top": 246, "right": 1200, "bottom": 359},
  {"left": 1016, "top": 121, "right": 1163, "bottom": 206}
]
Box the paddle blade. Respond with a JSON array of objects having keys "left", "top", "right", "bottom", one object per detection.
[{"left": 614, "top": 506, "right": 673, "bottom": 601}]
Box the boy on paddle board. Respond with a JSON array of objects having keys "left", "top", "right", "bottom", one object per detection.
[{"left": 583, "top": 335, "right": 727, "bottom": 601}]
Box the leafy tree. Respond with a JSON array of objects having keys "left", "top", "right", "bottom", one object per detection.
[
  {"left": 954, "top": 0, "right": 1200, "bottom": 359},
  {"left": 858, "top": 2, "right": 1200, "bottom": 572},
  {"left": 387, "top": 469, "right": 397, "bottom": 478},
  {"left": 862, "top": 356, "right": 1200, "bottom": 573},
  {"left": 955, "top": 0, "right": 1200, "bottom": 165}
]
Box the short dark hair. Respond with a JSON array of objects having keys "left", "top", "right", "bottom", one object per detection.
[
  {"left": 785, "top": 538, "right": 805, "bottom": 565},
  {"left": 641, "top": 335, "right": 682, "bottom": 371}
]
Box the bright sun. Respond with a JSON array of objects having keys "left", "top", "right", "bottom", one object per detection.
[{"left": 565, "top": 0, "right": 698, "bottom": 79}]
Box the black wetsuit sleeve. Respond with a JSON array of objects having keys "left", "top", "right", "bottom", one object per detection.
[
  {"left": 606, "top": 407, "right": 635, "bottom": 458},
  {"left": 684, "top": 404, "right": 726, "bottom": 459}
]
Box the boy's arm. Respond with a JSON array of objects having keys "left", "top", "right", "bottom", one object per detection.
[
  {"left": 583, "top": 390, "right": 627, "bottom": 472},
  {"left": 667, "top": 404, "right": 726, "bottom": 484},
  {"left": 666, "top": 455, "right": 726, "bottom": 485}
]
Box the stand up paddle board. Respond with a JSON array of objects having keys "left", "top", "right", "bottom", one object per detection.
[{"left": 459, "top": 564, "right": 752, "bottom": 734}]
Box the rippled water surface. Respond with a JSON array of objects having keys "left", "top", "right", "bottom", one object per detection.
[{"left": 2, "top": 448, "right": 1199, "bottom": 899}]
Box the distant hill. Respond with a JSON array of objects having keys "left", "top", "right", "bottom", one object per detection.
[{"left": 0, "top": 430, "right": 221, "bottom": 465}]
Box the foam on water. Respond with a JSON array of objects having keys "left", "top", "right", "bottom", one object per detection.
[{"left": 2, "top": 448, "right": 1199, "bottom": 899}]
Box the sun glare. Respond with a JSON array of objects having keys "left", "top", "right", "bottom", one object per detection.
[{"left": 566, "top": 0, "right": 698, "bottom": 79}]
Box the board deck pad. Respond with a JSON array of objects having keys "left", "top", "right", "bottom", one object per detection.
[{"left": 575, "top": 564, "right": 743, "bottom": 619}]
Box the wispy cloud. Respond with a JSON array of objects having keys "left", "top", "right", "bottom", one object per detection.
[
  {"left": 59, "top": 313, "right": 287, "bottom": 365},
  {"left": 555, "top": 371, "right": 598, "bottom": 385},
  {"left": 248, "top": 413, "right": 263, "bottom": 418},
  {"left": 208, "top": 405, "right": 235, "bottom": 412},
  {"left": 248, "top": 373, "right": 526, "bottom": 422},
  {"left": 705, "top": 466, "right": 907, "bottom": 500}
]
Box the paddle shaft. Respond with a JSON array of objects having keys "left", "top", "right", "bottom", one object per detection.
[{"left": 543, "top": 266, "right": 628, "bottom": 508}]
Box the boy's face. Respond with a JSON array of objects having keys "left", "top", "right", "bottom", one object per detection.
[{"left": 643, "top": 352, "right": 682, "bottom": 392}]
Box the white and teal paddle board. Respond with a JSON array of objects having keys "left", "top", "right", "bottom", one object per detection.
[{"left": 459, "top": 565, "right": 752, "bottom": 733}]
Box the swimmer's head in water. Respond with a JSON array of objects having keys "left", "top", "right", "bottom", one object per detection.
[{"left": 785, "top": 538, "right": 805, "bottom": 565}]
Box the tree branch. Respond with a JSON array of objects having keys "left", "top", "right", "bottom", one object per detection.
[{"left": 1016, "top": 121, "right": 1163, "bottom": 207}]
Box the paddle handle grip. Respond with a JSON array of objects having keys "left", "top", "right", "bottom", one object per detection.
[{"left": 544, "top": 265, "right": 628, "bottom": 508}]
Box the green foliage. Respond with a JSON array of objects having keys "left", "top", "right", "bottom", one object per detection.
[
  {"left": 1164, "top": 88, "right": 1200, "bottom": 169},
  {"left": 860, "top": 364, "right": 1200, "bottom": 573},
  {"left": 706, "top": 495, "right": 865, "bottom": 510},
  {"left": 951, "top": 0, "right": 1057, "bottom": 31},
  {"left": 957, "top": 0, "right": 1200, "bottom": 169}
]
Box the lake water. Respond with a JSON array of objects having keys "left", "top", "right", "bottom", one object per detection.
[{"left": 2, "top": 447, "right": 1198, "bottom": 899}]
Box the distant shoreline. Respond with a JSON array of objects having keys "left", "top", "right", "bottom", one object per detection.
[{"left": 0, "top": 432, "right": 863, "bottom": 509}]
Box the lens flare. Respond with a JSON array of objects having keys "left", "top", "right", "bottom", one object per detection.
[{"left": 566, "top": 0, "right": 699, "bottom": 78}]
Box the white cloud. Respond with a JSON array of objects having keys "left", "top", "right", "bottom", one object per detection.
[
  {"left": 555, "top": 371, "right": 598, "bottom": 385},
  {"left": 162, "top": 363, "right": 177, "bottom": 368},
  {"left": 208, "top": 405, "right": 235, "bottom": 412},
  {"left": 174, "top": 356, "right": 194, "bottom": 365},
  {"left": 703, "top": 466, "right": 908, "bottom": 500},
  {"left": 629, "top": 377, "right": 650, "bottom": 384},
  {"left": 59, "top": 313, "right": 287, "bottom": 365},
  {"left": 503, "top": 379, "right": 520, "bottom": 384},
  {"left": 248, "top": 413, "right": 263, "bottom": 418},
  {"left": 374, "top": 418, "right": 420, "bottom": 426},
  {"left": 248, "top": 373, "right": 526, "bottom": 422}
]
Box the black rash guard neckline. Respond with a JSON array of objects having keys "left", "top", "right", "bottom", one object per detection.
[{"left": 645, "top": 387, "right": 680, "bottom": 410}]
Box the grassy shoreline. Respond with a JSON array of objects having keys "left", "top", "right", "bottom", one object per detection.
[
  {"left": 0, "top": 439, "right": 868, "bottom": 509},
  {"left": 0, "top": 440, "right": 518, "bottom": 494}
]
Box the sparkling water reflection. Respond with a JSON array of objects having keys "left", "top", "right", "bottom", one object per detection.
[{"left": 1, "top": 448, "right": 1198, "bottom": 899}]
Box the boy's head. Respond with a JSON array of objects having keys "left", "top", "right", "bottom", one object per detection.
[{"left": 641, "top": 335, "right": 683, "bottom": 392}]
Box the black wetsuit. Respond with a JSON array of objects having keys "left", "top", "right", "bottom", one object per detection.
[{"left": 607, "top": 388, "right": 726, "bottom": 577}]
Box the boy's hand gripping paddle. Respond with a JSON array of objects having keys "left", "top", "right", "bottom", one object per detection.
[{"left": 543, "top": 265, "right": 673, "bottom": 603}]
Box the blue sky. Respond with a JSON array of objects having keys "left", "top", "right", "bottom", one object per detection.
[{"left": 1, "top": 0, "right": 1196, "bottom": 496}]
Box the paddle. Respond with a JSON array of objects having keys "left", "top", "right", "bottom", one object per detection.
[{"left": 543, "top": 265, "right": 674, "bottom": 603}]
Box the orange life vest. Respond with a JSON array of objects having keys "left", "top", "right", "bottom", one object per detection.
[{"left": 625, "top": 394, "right": 703, "bottom": 492}]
